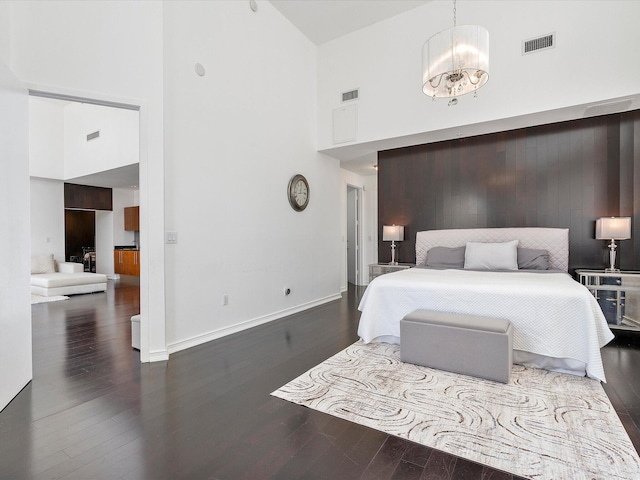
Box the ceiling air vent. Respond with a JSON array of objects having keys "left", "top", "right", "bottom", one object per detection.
[
  {"left": 522, "top": 33, "right": 555, "bottom": 55},
  {"left": 87, "top": 130, "right": 100, "bottom": 141},
  {"left": 342, "top": 89, "right": 359, "bottom": 102}
]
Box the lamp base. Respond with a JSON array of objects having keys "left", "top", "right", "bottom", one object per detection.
[
  {"left": 605, "top": 268, "right": 621, "bottom": 273},
  {"left": 390, "top": 241, "right": 397, "bottom": 265},
  {"left": 607, "top": 239, "right": 618, "bottom": 272}
]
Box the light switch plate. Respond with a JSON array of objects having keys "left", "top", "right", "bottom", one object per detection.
[{"left": 166, "top": 231, "right": 178, "bottom": 244}]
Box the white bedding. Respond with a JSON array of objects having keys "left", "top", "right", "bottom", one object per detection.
[{"left": 357, "top": 268, "right": 614, "bottom": 382}]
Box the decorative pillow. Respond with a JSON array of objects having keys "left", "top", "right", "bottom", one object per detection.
[
  {"left": 31, "top": 254, "right": 56, "bottom": 274},
  {"left": 517, "top": 248, "right": 549, "bottom": 270},
  {"left": 425, "top": 246, "right": 466, "bottom": 268},
  {"left": 464, "top": 240, "right": 519, "bottom": 271}
]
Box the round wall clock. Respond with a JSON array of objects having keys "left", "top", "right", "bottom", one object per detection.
[{"left": 288, "top": 174, "right": 310, "bottom": 212}]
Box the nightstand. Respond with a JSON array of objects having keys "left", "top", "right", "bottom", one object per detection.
[
  {"left": 576, "top": 269, "right": 640, "bottom": 331},
  {"left": 369, "top": 263, "right": 414, "bottom": 282}
]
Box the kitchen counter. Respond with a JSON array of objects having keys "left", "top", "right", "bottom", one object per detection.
[{"left": 114, "top": 246, "right": 139, "bottom": 250}]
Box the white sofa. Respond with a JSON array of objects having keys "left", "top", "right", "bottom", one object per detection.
[{"left": 31, "top": 254, "right": 108, "bottom": 297}]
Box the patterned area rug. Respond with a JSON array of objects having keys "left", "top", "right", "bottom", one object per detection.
[
  {"left": 31, "top": 294, "right": 69, "bottom": 304},
  {"left": 272, "top": 341, "right": 640, "bottom": 480}
]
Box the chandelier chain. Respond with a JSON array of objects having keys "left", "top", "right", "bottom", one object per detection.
[{"left": 453, "top": 0, "right": 457, "bottom": 27}]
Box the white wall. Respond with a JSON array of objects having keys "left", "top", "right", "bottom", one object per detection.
[
  {"left": 29, "top": 97, "right": 64, "bottom": 179},
  {"left": 29, "top": 177, "right": 65, "bottom": 260},
  {"left": 0, "top": 3, "right": 8, "bottom": 67},
  {"left": 112, "top": 188, "right": 137, "bottom": 248},
  {"left": 64, "top": 103, "right": 139, "bottom": 179},
  {"left": 0, "top": 60, "right": 31, "bottom": 411},
  {"left": 95, "top": 210, "right": 113, "bottom": 276},
  {"left": 163, "top": 0, "right": 341, "bottom": 351},
  {"left": 318, "top": 1, "right": 640, "bottom": 150},
  {"left": 7, "top": 0, "right": 166, "bottom": 361},
  {"left": 340, "top": 168, "right": 377, "bottom": 289}
]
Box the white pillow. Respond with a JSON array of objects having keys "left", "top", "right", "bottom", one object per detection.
[
  {"left": 31, "top": 254, "right": 56, "bottom": 274},
  {"left": 464, "top": 240, "right": 519, "bottom": 271}
]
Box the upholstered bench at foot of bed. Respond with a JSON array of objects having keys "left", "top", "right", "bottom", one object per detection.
[{"left": 400, "top": 310, "right": 513, "bottom": 383}]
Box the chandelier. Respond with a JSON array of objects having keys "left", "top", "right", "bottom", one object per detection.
[{"left": 422, "top": 0, "right": 489, "bottom": 105}]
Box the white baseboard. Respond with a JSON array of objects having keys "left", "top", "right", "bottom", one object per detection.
[
  {"left": 148, "top": 349, "right": 169, "bottom": 362},
  {"left": 167, "top": 293, "right": 342, "bottom": 355}
]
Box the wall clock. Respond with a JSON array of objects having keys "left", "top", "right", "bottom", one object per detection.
[{"left": 288, "top": 174, "right": 310, "bottom": 212}]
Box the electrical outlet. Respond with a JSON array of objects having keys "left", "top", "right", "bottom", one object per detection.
[{"left": 222, "top": 294, "right": 229, "bottom": 306}]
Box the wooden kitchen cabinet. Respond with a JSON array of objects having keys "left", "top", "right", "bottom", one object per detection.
[
  {"left": 114, "top": 249, "right": 140, "bottom": 276},
  {"left": 124, "top": 206, "right": 139, "bottom": 231}
]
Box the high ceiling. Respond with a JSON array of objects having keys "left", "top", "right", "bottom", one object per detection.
[
  {"left": 270, "top": 0, "right": 431, "bottom": 45},
  {"left": 30, "top": 95, "right": 139, "bottom": 189}
]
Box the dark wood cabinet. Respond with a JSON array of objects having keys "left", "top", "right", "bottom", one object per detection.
[
  {"left": 64, "top": 183, "right": 112, "bottom": 210},
  {"left": 114, "top": 250, "right": 140, "bottom": 276},
  {"left": 124, "top": 206, "right": 139, "bottom": 231}
]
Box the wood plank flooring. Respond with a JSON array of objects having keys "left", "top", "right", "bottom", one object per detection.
[{"left": 1, "top": 278, "right": 639, "bottom": 479}]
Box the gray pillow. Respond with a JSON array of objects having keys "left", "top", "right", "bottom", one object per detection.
[
  {"left": 426, "top": 246, "right": 466, "bottom": 269},
  {"left": 517, "top": 248, "right": 549, "bottom": 270}
]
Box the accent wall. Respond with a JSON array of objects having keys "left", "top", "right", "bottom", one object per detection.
[{"left": 377, "top": 111, "right": 640, "bottom": 272}]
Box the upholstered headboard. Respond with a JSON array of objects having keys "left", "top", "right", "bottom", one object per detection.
[{"left": 415, "top": 227, "right": 569, "bottom": 272}]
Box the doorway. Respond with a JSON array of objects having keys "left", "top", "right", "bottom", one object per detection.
[
  {"left": 65, "top": 209, "right": 96, "bottom": 269},
  {"left": 28, "top": 90, "right": 146, "bottom": 355},
  {"left": 347, "top": 185, "right": 362, "bottom": 285}
]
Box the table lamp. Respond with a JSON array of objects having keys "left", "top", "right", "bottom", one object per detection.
[
  {"left": 383, "top": 225, "right": 404, "bottom": 265},
  {"left": 596, "top": 217, "right": 631, "bottom": 272}
]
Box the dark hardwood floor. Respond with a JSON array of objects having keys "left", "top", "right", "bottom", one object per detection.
[{"left": 1, "top": 279, "right": 639, "bottom": 479}]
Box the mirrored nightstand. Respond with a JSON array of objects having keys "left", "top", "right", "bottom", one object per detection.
[
  {"left": 369, "top": 263, "right": 414, "bottom": 282},
  {"left": 576, "top": 269, "right": 640, "bottom": 331}
]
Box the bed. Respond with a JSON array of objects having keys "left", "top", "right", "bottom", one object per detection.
[{"left": 357, "top": 227, "right": 614, "bottom": 382}]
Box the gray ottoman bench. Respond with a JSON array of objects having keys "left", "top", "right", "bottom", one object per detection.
[{"left": 400, "top": 310, "right": 513, "bottom": 383}]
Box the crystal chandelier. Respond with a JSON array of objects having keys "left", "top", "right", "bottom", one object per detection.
[{"left": 422, "top": 0, "right": 489, "bottom": 105}]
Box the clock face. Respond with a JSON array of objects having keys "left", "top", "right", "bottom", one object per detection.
[{"left": 288, "top": 174, "right": 310, "bottom": 211}]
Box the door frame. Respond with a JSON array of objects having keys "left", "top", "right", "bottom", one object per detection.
[
  {"left": 346, "top": 183, "right": 363, "bottom": 286},
  {"left": 27, "top": 87, "right": 166, "bottom": 363}
]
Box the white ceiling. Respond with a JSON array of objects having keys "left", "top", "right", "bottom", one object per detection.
[
  {"left": 269, "top": 0, "right": 431, "bottom": 45},
  {"left": 66, "top": 164, "right": 139, "bottom": 189}
]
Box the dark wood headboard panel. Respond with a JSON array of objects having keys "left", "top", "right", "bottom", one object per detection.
[{"left": 378, "top": 110, "right": 640, "bottom": 272}]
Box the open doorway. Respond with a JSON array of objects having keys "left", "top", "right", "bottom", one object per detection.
[
  {"left": 346, "top": 184, "right": 362, "bottom": 286},
  {"left": 29, "top": 90, "right": 141, "bottom": 348},
  {"left": 29, "top": 92, "right": 140, "bottom": 277},
  {"left": 65, "top": 209, "right": 96, "bottom": 270}
]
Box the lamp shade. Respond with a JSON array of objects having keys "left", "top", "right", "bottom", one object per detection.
[
  {"left": 596, "top": 217, "right": 631, "bottom": 240},
  {"left": 383, "top": 225, "right": 404, "bottom": 242},
  {"left": 422, "top": 24, "right": 489, "bottom": 98}
]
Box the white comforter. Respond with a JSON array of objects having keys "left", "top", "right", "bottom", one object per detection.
[{"left": 358, "top": 268, "right": 614, "bottom": 382}]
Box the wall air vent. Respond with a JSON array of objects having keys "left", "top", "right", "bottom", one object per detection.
[
  {"left": 87, "top": 130, "right": 100, "bottom": 141},
  {"left": 342, "top": 89, "right": 359, "bottom": 102},
  {"left": 522, "top": 33, "right": 555, "bottom": 55}
]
